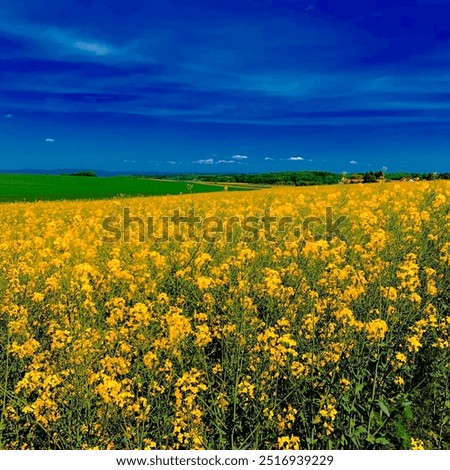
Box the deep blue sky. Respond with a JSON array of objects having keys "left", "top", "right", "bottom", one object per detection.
[{"left": 1, "top": 0, "right": 450, "bottom": 173}]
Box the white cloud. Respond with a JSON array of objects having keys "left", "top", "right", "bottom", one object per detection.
[
  {"left": 288, "top": 156, "right": 304, "bottom": 161},
  {"left": 194, "top": 158, "right": 214, "bottom": 164},
  {"left": 350, "top": 160, "right": 358, "bottom": 164},
  {"left": 231, "top": 154, "right": 248, "bottom": 160},
  {"left": 265, "top": 157, "right": 275, "bottom": 161},
  {"left": 4, "top": 113, "right": 12, "bottom": 118},
  {"left": 167, "top": 160, "right": 177, "bottom": 164},
  {"left": 72, "top": 40, "right": 113, "bottom": 56},
  {"left": 216, "top": 160, "right": 235, "bottom": 164},
  {"left": 45, "top": 27, "right": 125, "bottom": 58},
  {"left": 0, "top": 17, "right": 130, "bottom": 60},
  {"left": 45, "top": 138, "right": 55, "bottom": 142}
]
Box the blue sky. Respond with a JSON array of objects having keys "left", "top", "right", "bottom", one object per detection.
[{"left": 1, "top": 0, "right": 450, "bottom": 173}]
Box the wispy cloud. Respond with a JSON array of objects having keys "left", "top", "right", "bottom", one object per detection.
[
  {"left": 72, "top": 41, "right": 113, "bottom": 56},
  {"left": 4, "top": 113, "right": 12, "bottom": 118},
  {"left": 167, "top": 160, "right": 177, "bottom": 164},
  {"left": 0, "top": 16, "right": 130, "bottom": 61},
  {"left": 48, "top": 28, "right": 132, "bottom": 60},
  {"left": 264, "top": 157, "right": 275, "bottom": 160},
  {"left": 231, "top": 154, "right": 248, "bottom": 160},
  {"left": 350, "top": 160, "right": 358, "bottom": 164},
  {"left": 288, "top": 156, "right": 304, "bottom": 161},
  {"left": 216, "top": 160, "right": 235, "bottom": 164},
  {"left": 45, "top": 137, "right": 55, "bottom": 142},
  {"left": 193, "top": 158, "right": 214, "bottom": 164}
]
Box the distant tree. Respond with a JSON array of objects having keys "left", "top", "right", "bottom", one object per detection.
[
  {"left": 374, "top": 170, "right": 384, "bottom": 179},
  {"left": 363, "top": 172, "right": 377, "bottom": 183},
  {"left": 70, "top": 171, "right": 97, "bottom": 177}
]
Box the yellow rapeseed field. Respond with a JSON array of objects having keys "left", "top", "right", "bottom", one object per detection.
[{"left": 1, "top": 181, "right": 450, "bottom": 450}]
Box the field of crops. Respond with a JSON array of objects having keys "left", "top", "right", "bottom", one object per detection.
[
  {"left": 1, "top": 181, "right": 450, "bottom": 450},
  {"left": 0, "top": 174, "right": 240, "bottom": 202}
]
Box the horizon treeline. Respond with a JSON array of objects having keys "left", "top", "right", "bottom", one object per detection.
[{"left": 138, "top": 171, "right": 450, "bottom": 186}]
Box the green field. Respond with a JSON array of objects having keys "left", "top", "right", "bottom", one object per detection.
[{"left": 0, "top": 174, "right": 246, "bottom": 203}]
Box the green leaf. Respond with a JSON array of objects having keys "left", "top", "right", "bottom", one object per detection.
[
  {"left": 354, "top": 425, "right": 367, "bottom": 437},
  {"left": 377, "top": 400, "right": 390, "bottom": 417},
  {"left": 375, "top": 437, "right": 390, "bottom": 445}
]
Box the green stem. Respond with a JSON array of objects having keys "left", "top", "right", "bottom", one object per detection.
[
  {"left": 367, "top": 344, "right": 381, "bottom": 438},
  {"left": 0, "top": 327, "right": 10, "bottom": 447}
]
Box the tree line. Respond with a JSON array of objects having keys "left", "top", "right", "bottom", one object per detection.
[{"left": 140, "top": 171, "right": 450, "bottom": 186}]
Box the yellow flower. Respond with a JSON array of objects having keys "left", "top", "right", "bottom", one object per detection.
[
  {"left": 406, "top": 335, "right": 422, "bottom": 352},
  {"left": 394, "top": 376, "right": 404, "bottom": 386},
  {"left": 238, "top": 378, "right": 255, "bottom": 399},
  {"left": 143, "top": 439, "right": 157, "bottom": 450},
  {"left": 432, "top": 194, "right": 446, "bottom": 208},
  {"left": 9, "top": 338, "right": 40, "bottom": 358},
  {"left": 216, "top": 393, "right": 229, "bottom": 410},
  {"left": 31, "top": 292, "right": 45, "bottom": 303},
  {"left": 319, "top": 404, "right": 337, "bottom": 421},
  {"left": 410, "top": 438, "right": 425, "bottom": 450},
  {"left": 194, "top": 324, "right": 212, "bottom": 347},
  {"left": 381, "top": 286, "right": 397, "bottom": 302},
  {"left": 278, "top": 435, "right": 300, "bottom": 450},
  {"left": 365, "top": 319, "right": 388, "bottom": 341},
  {"left": 340, "top": 378, "right": 351, "bottom": 390},
  {"left": 143, "top": 351, "right": 158, "bottom": 370},
  {"left": 196, "top": 276, "right": 213, "bottom": 290},
  {"left": 194, "top": 252, "right": 212, "bottom": 269},
  {"left": 395, "top": 352, "right": 407, "bottom": 366}
]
